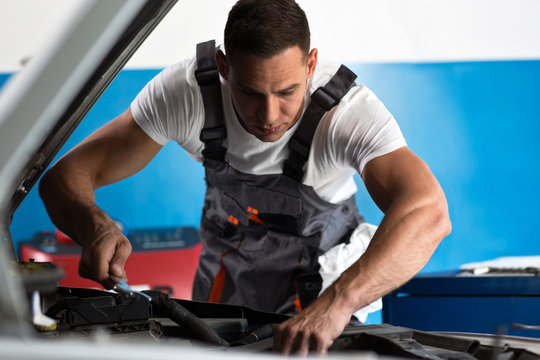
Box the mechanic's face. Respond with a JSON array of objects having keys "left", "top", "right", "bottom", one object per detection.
[{"left": 217, "top": 46, "right": 318, "bottom": 142}]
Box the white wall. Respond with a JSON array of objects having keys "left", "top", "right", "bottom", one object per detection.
[{"left": 1, "top": 0, "right": 540, "bottom": 72}]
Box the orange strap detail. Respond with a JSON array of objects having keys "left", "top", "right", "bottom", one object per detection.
[
  {"left": 208, "top": 236, "right": 243, "bottom": 303},
  {"left": 294, "top": 296, "right": 302, "bottom": 312},
  {"left": 246, "top": 206, "right": 264, "bottom": 224},
  {"left": 227, "top": 215, "right": 239, "bottom": 226},
  {"left": 293, "top": 245, "right": 305, "bottom": 313},
  {"left": 248, "top": 213, "right": 264, "bottom": 225}
]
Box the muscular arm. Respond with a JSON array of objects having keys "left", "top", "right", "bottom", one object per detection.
[
  {"left": 273, "top": 147, "right": 451, "bottom": 355},
  {"left": 39, "top": 108, "right": 163, "bottom": 289}
]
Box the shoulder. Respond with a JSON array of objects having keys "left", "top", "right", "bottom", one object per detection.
[
  {"left": 311, "top": 57, "right": 393, "bottom": 137},
  {"left": 312, "top": 74, "right": 405, "bottom": 172},
  {"left": 153, "top": 55, "right": 200, "bottom": 95},
  {"left": 131, "top": 53, "right": 206, "bottom": 149},
  {"left": 309, "top": 59, "right": 391, "bottom": 123},
  {"left": 132, "top": 54, "right": 201, "bottom": 114},
  {"left": 307, "top": 57, "right": 341, "bottom": 94}
]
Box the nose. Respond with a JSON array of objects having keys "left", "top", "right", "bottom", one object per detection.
[{"left": 259, "top": 95, "right": 280, "bottom": 125}]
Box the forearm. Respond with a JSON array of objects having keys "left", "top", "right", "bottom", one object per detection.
[
  {"left": 325, "top": 192, "right": 451, "bottom": 314},
  {"left": 39, "top": 157, "right": 114, "bottom": 245},
  {"left": 39, "top": 109, "right": 159, "bottom": 243},
  {"left": 40, "top": 158, "right": 132, "bottom": 287}
]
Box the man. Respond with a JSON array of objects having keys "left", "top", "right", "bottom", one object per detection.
[{"left": 39, "top": 0, "right": 451, "bottom": 355}]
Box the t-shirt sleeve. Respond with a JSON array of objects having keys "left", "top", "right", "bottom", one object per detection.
[
  {"left": 330, "top": 85, "right": 407, "bottom": 174},
  {"left": 130, "top": 57, "right": 204, "bottom": 148}
]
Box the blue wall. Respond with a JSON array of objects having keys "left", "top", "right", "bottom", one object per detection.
[
  {"left": 351, "top": 60, "right": 540, "bottom": 271},
  {"left": 5, "top": 60, "right": 540, "bottom": 273}
]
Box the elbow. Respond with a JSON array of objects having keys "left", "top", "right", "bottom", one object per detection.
[
  {"left": 443, "top": 210, "right": 452, "bottom": 238},
  {"left": 39, "top": 166, "right": 54, "bottom": 198},
  {"left": 39, "top": 163, "right": 60, "bottom": 204},
  {"left": 39, "top": 157, "right": 74, "bottom": 202},
  {"left": 432, "top": 193, "right": 452, "bottom": 243},
  {"left": 438, "top": 209, "right": 452, "bottom": 240}
]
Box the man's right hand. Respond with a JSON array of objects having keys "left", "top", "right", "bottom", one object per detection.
[{"left": 78, "top": 220, "right": 132, "bottom": 289}]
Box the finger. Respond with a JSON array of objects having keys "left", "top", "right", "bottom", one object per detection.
[
  {"left": 109, "top": 238, "right": 131, "bottom": 275},
  {"left": 310, "top": 333, "right": 328, "bottom": 355},
  {"left": 292, "top": 331, "right": 309, "bottom": 357},
  {"left": 273, "top": 323, "right": 299, "bottom": 355},
  {"left": 107, "top": 237, "right": 131, "bottom": 281},
  {"left": 272, "top": 323, "right": 286, "bottom": 353},
  {"left": 109, "top": 274, "right": 124, "bottom": 283},
  {"left": 78, "top": 254, "right": 92, "bottom": 280},
  {"left": 280, "top": 326, "right": 309, "bottom": 356},
  {"left": 102, "top": 270, "right": 126, "bottom": 290},
  {"left": 77, "top": 243, "right": 108, "bottom": 282}
]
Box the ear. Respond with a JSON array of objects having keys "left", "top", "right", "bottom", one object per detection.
[
  {"left": 216, "top": 50, "right": 228, "bottom": 80},
  {"left": 306, "top": 48, "right": 318, "bottom": 78}
]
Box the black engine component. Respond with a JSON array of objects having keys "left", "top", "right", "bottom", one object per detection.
[{"left": 39, "top": 286, "right": 540, "bottom": 359}]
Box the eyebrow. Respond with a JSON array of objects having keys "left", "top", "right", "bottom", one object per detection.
[{"left": 238, "top": 82, "right": 301, "bottom": 95}]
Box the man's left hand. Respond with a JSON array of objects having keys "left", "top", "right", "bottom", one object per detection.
[{"left": 272, "top": 289, "right": 354, "bottom": 355}]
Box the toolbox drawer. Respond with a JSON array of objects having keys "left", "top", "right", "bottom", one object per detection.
[{"left": 383, "top": 272, "right": 540, "bottom": 338}]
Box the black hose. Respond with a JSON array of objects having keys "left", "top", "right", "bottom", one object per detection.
[
  {"left": 230, "top": 324, "right": 274, "bottom": 346},
  {"left": 149, "top": 291, "right": 229, "bottom": 347}
]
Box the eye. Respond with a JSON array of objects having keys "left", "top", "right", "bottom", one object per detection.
[
  {"left": 241, "top": 88, "right": 260, "bottom": 97},
  {"left": 279, "top": 89, "right": 295, "bottom": 97}
]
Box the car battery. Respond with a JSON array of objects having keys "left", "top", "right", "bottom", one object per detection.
[{"left": 19, "top": 226, "right": 202, "bottom": 300}]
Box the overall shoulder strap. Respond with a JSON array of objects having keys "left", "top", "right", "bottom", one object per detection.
[
  {"left": 283, "top": 65, "right": 357, "bottom": 182},
  {"left": 195, "top": 40, "right": 227, "bottom": 161}
]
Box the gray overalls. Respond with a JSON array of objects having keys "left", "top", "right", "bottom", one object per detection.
[{"left": 192, "top": 41, "right": 365, "bottom": 315}]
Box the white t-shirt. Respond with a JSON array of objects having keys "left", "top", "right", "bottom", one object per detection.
[{"left": 131, "top": 55, "right": 406, "bottom": 204}]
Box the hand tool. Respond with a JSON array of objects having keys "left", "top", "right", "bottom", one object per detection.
[{"left": 112, "top": 277, "right": 152, "bottom": 302}]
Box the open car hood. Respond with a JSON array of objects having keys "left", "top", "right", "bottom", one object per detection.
[
  {"left": 0, "top": 0, "right": 177, "bottom": 258},
  {"left": 0, "top": 0, "right": 176, "bottom": 337}
]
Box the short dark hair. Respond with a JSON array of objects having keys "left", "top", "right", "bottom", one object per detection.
[{"left": 224, "top": 0, "right": 311, "bottom": 61}]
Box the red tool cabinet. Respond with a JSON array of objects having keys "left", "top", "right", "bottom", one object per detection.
[{"left": 19, "top": 226, "right": 202, "bottom": 300}]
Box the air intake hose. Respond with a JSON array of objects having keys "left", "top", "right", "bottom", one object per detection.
[{"left": 149, "top": 291, "right": 229, "bottom": 347}]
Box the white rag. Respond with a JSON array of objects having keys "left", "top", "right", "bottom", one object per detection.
[{"left": 318, "top": 223, "right": 382, "bottom": 323}]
